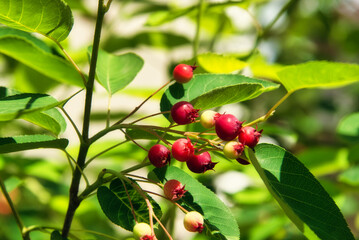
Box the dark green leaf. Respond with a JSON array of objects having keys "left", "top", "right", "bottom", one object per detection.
[
  {"left": 97, "top": 178, "right": 162, "bottom": 231},
  {"left": 0, "top": 135, "right": 68, "bottom": 153},
  {"left": 0, "top": 92, "right": 64, "bottom": 121},
  {"left": 0, "top": 27, "right": 84, "bottom": 86},
  {"left": 160, "top": 74, "right": 279, "bottom": 117},
  {"left": 151, "top": 166, "right": 240, "bottom": 240},
  {"left": 51, "top": 231, "right": 68, "bottom": 240},
  {"left": 277, "top": 61, "right": 359, "bottom": 93},
  {"left": 93, "top": 48, "right": 144, "bottom": 95},
  {"left": 0, "top": 0, "right": 73, "bottom": 41},
  {"left": 337, "top": 112, "right": 359, "bottom": 143},
  {"left": 250, "top": 143, "right": 355, "bottom": 240}
]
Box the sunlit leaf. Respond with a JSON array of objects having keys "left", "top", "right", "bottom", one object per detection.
[
  {"left": 197, "top": 53, "right": 247, "bottom": 73},
  {"left": 249, "top": 144, "right": 355, "bottom": 240},
  {"left": 277, "top": 61, "right": 359, "bottom": 93},
  {"left": 0, "top": 27, "right": 84, "bottom": 86},
  {"left": 0, "top": 135, "right": 68, "bottom": 153},
  {"left": 339, "top": 166, "right": 359, "bottom": 186},
  {"left": 151, "top": 166, "right": 240, "bottom": 240},
  {"left": 0, "top": 0, "right": 73, "bottom": 41},
  {"left": 337, "top": 112, "right": 359, "bottom": 143}
]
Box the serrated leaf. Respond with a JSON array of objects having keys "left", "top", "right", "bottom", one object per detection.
[
  {"left": 250, "top": 143, "right": 355, "bottom": 240},
  {"left": 0, "top": 92, "right": 64, "bottom": 121},
  {"left": 160, "top": 74, "right": 279, "bottom": 116},
  {"left": 93, "top": 48, "right": 144, "bottom": 95},
  {"left": 0, "top": 135, "right": 68, "bottom": 153},
  {"left": 337, "top": 112, "right": 359, "bottom": 143},
  {"left": 0, "top": 0, "right": 73, "bottom": 41},
  {"left": 277, "top": 61, "right": 359, "bottom": 93},
  {"left": 51, "top": 231, "right": 68, "bottom": 240},
  {"left": 197, "top": 53, "right": 247, "bottom": 73},
  {"left": 97, "top": 178, "right": 162, "bottom": 231},
  {"left": 151, "top": 166, "right": 240, "bottom": 240},
  {"left": 0, "top": 27, "right": 84, "bottom": 86}
]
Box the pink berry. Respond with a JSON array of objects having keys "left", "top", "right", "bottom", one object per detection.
[
  {"left": 215, "top": 114, "right": 243, "bottom": 141},
  {"left": 148, "top": 144, "right": 171, "bottom": 168},
  {"left": 173, "top": 64, "right": 195, "bottom": 83},
  {"left": 133, "top": 222, "right": 153, "bottom": 240},
  {"left": 223, "top": 141, "right": 244, "bottom": 159},
  {"left": 186, "top": 151, "right": 217, "bottom": 173},
  {"left": 183, "top": 211, "right": 204, "bottom": 233},
  {"left": 171, "top": 101, "right": 199, "bottom": 125},
  {"left": 163, "top": 179, "right": 187, "bottom": 201},
  {"left": 238, "top": 126, "right": 263, "bottom": 148},
  {"left": 200, "top": 110, "right": 220, "bottom": 129},
  {"left": 172, "top": 138, "right": 194, "bottom": 162}
]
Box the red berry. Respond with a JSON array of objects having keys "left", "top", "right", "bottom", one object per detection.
[
  {"left": 223, "top": 141, "right": 244, "bottom": 159},
  {"left": 163, "top": 179, "right": 187, "bottom": 201},
  {"left": 171, "top": 101, "right": 199, "bottom": 125},
  {"left": 148, "top": 144, "right": 171, "bottom": 168},
  {"left": 172, "top": 138, "right": 194, "bottom": 162},
  {"left": 173, "top": 64, "right": 194, "bottom": 83},
  {"left": 183, "top": 211, "right": 204, "bottom": 233},
  {"left": 215, "top": 114, "right": 243, "bottom": 141},
  {"left": 186, "top": 151, "right": 217, "bottom": 173},
  {"left": 238, "top": 126, "right": 263, "bottom": 148}
]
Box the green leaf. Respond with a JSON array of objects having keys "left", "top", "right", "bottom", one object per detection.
[
  {"left": 197, "top": 53, "right": 247, "bottom": 73},
  {"left": 0, "top": 27, "right": 84, "bottom": 86},
  {"left": 151, "top": 166, "right": 240, "bottom": 240},
  {"left": 277, "top": 61, "right": 359, "bottom": 93},
  {"left": 93, "top": 48, "right": 144, "bottom": 95},
  {"left": 97, "top": 178, "right": 162, "bottom": 231},
  {"left": 249, "top": 143, "right": 355, "bottom": 240},
  {"left": 339, "top": 165, "right": 359, "bottom": 186},
  {"left": 160, "top": 74, "right": 279, "bottom": 116},
  {"left": 0, "top": 0, "right": 73, "bottom": 41},
  {"left": 0, "top": 135, "right": 68, "bottom": 153},
  {"left": 337, "top": 112, "right": 359, "bottom": 143},
  {"left": 0, "top": 92, "right": 64, "bottom": 121},
  {"left": 50, "top": 231, "right": 68, "bottom": 240}
]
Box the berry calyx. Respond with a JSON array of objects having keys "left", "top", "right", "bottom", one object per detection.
[
  {"left": 173, "top": 64, "right": 195, "bottom": 83},
  {"left": 171, "top": 101, "right": 199, "bottom": 125},
  {"left": 236, "top": 157, "right": 250, "bottom": 165},
  {"left": 215, "top": 114, "right": 243, "bottom": 141},
  {"left": 186, "top": 151, "right": 217, "bottom": 173},
  {"left": 223, "top": 141, "right": 244, "bottom": 159},
  {"left": 133, "top": 222, "right": 153, "bottom": 240},
  {"left": 183, "top": 211, "right": 204, "bottom": 233},
  {"left": 148, "top": 144, "right": 171, "bottom": 168},
  {"left": 238, "top": 126, "right": 263, "bottom": 148},
  {"left": 200, "top": 110, "right": 220, "bottom": 129},
  {"left": 163, "top": 179, "right": 187, "bottom": 201},
  {"left": 171, "top": 138, "right": 194, "bottom": 162}
]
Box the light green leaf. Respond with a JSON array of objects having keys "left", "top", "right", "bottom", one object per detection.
[
  {"left": 160, "top": 74, "right": 279, "bottom": 116},
  {"left": 0, "top": 27, "right": 84, "bottom": 86},
  {"left": 0, "top": 135, "right": 68, "bottom": 153},
  {"left": 0, "top": 92, "right": 64, "bottom": 121},
  {"left": 337, "top": 112, "right": 359, "bottom": 143},
  {"left": 151, "top": 166, "right": 240, "bottom": 240},
  {"left": 250, "top": 143, "right": 355, "bottom": 240},
  {"left": 94, "top": 48, "right": 144, "bottom": 95},
  {"left": 339, "top": 166, "right": 359, "bottom": 186},
  {"left": 97, "top": 178, "right": 162, "bottom": 231},
  {"left": 0, "top": 0, "right": 73, "bottom": 41},
  {"left": 277, "top": 61, "right": 359, "bottom": 93},
  {"left": 248, "top": 54, "right": 284, "bottom": 81},
  {"left": 197, "top": 53, "right": 247, "bottom": 73}
]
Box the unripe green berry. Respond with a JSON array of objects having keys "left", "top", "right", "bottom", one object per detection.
[
  {"left": 200, "top": 110, "right": 219, "bottom": 129},
  {"left": 133, "top": 222, "right": 152, "bottom": 240},
  {"left": 223, "top": 141, "right": 244, "bottom": 159},
  {"left": 183, "top": 211, "right": 204, "bottom": 233}
]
